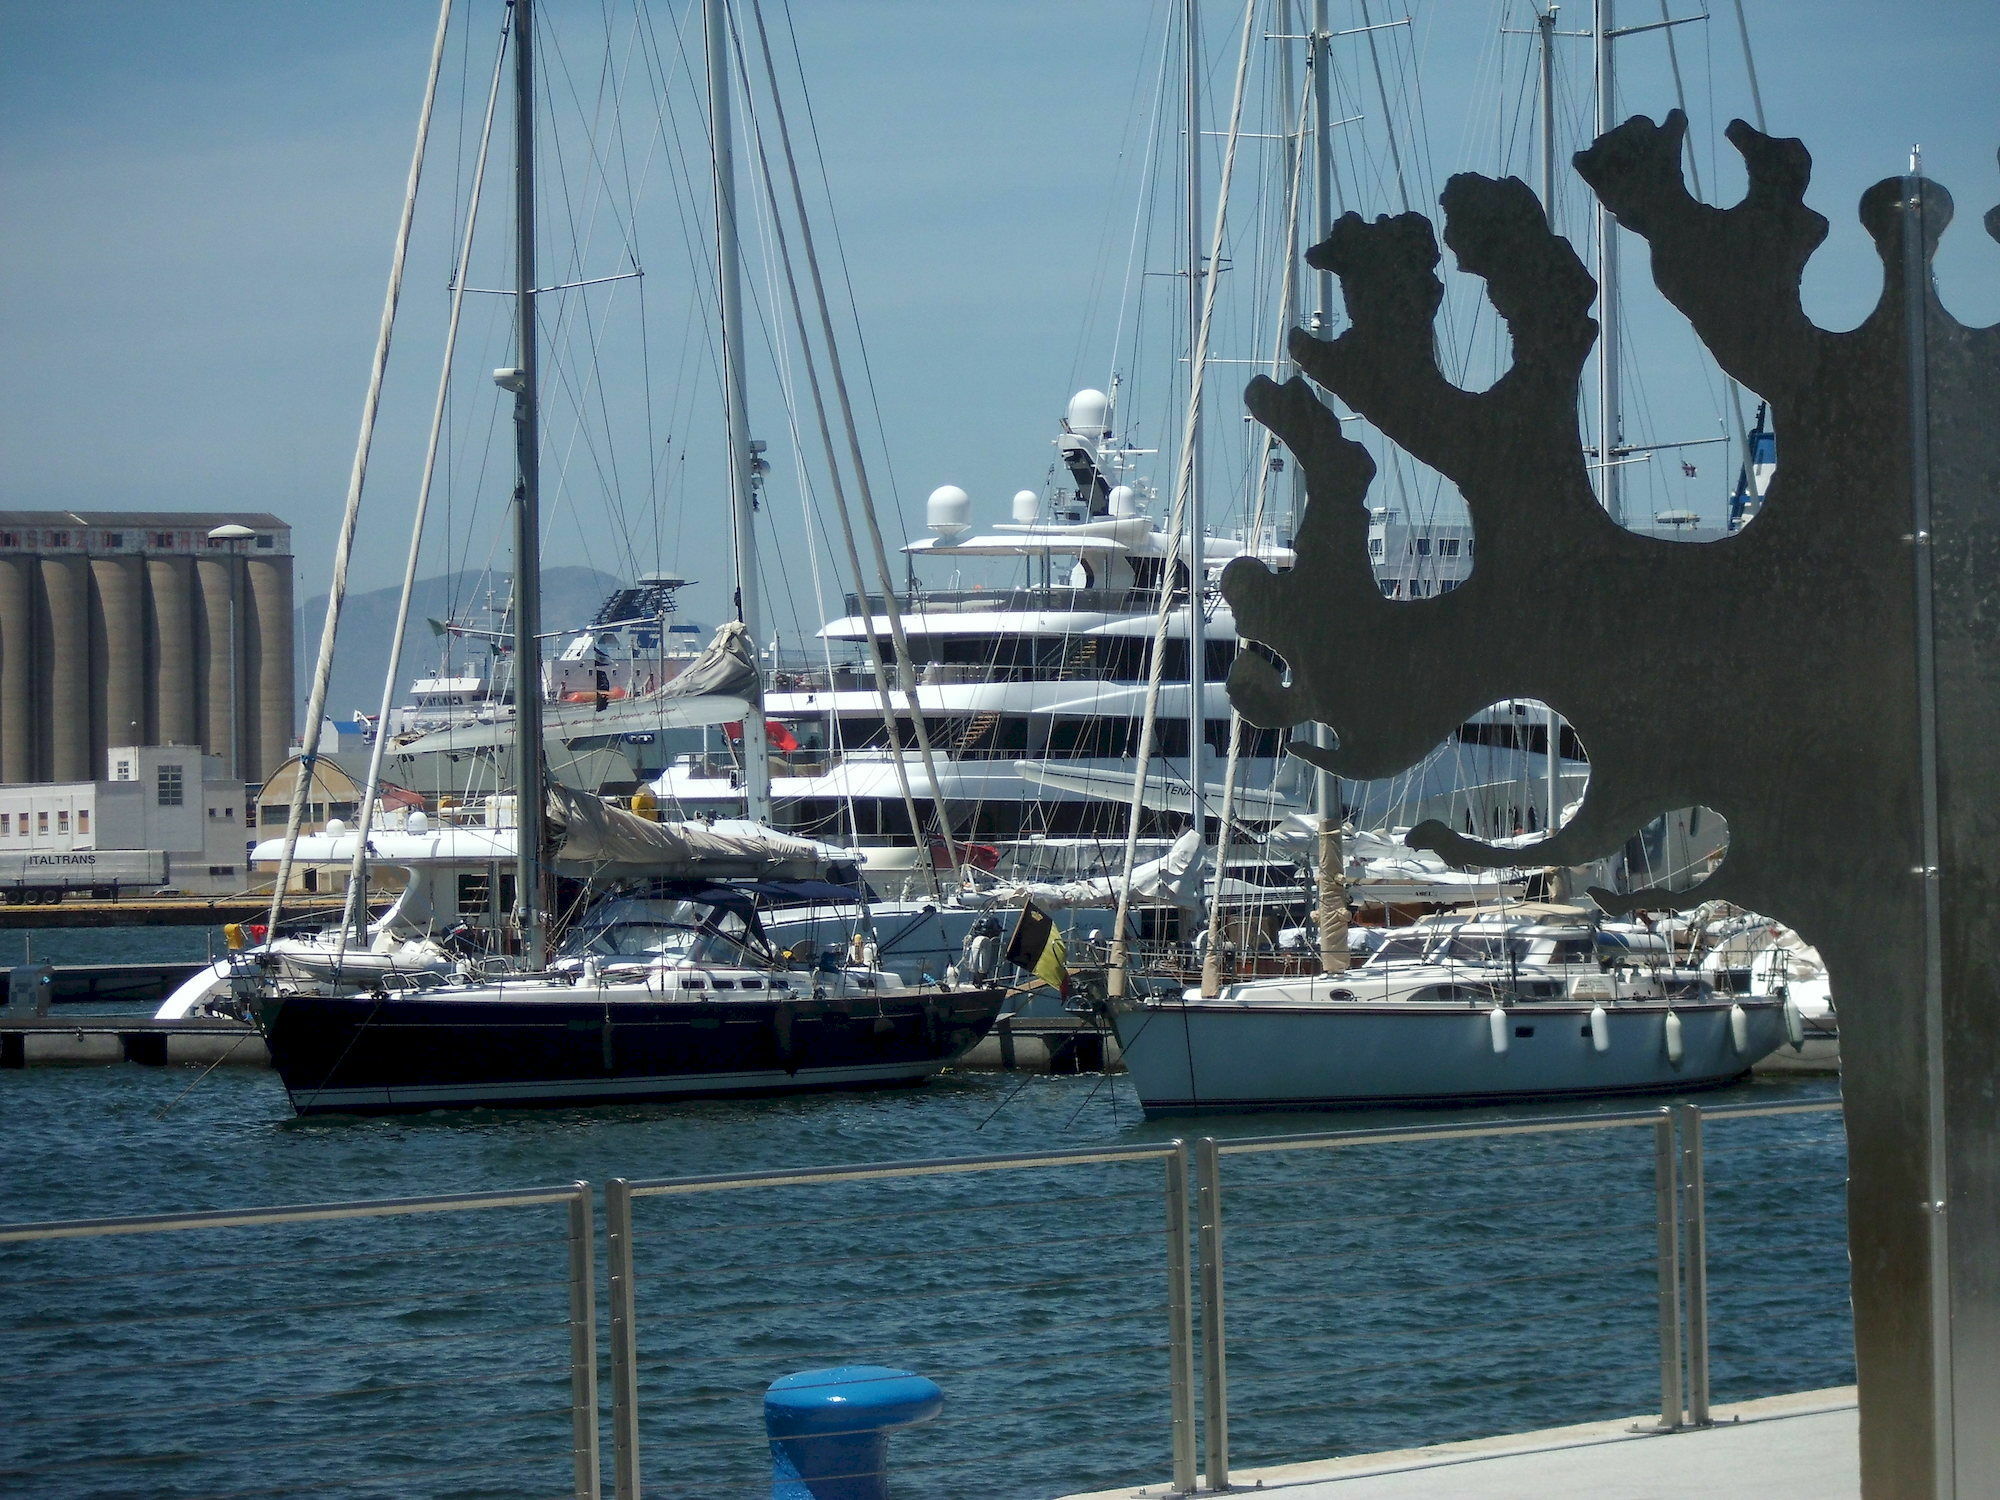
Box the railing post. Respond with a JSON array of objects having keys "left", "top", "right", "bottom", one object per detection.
[
  {"left": 606, "top": 1178, "right": 642, "bottom": 1500},
  {"left": 566, "top": 1183, "right": 602, "bottom": 1500},
  {"left": 1163, "top": 1142, "right": 1197, "bottom": 1495},
  {"left": 1651, "top": 1110, "right": 1686, "bottom": 1430},
  {"left": 1195, "top": 1137, "right": 1229, "bottom": 1492},
  {"left": 1677, "top": 1103, "right": 1712, "bottom": 1426}
]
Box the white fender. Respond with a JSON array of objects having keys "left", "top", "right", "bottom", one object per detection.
[
  {"left": 1588, "top": 1004, "right": 1610, "bottom": 1053},
  {"left": 1729, "top": 1003, "right": 1749, "bottom": 1053},
  {"left": 1488, "top": 1005, "right": 1510, "bottom": 1055},
  {"left": 1664, "top": 1009, "right": 1684, "bottom": 1066},
  {"left": 1782, "top": 995, "right": 1805, "bottom": 1049}
]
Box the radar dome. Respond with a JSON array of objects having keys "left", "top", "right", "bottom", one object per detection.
[
  {"left": 1108, "top": 485, "right": 1140, "bottom": 518},
  {"left": 1065, "top": 388, "right": 1112, "bottom": 439},
  {"left": 1012, "top": 489, "right": 1041, "bottom": 524},
  {"left": 926, "top": 484, "right": 971, "bottom": 537}
]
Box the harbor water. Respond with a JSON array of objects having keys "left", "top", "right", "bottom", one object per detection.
[{"left": 1, "top": 934, "right": 1850, "bottom": 1498}]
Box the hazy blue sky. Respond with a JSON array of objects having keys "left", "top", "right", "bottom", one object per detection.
[{"left": 3, "top": 1, "right": 1996, "bottom": 648}]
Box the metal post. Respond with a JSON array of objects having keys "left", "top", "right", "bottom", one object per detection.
[
  {"left": 1651, "top": 1110, "right": 1686, "bottom": 1429},
  {"left": 1181, "top": 0, "right": 1208, "bottom": 834},
  {"left": 1591, "top": 0, "right": 1623, "bottom": 526},
  {"left": 566, "top": 1184, "right": 602, "bottom": 1500},
  {"left": 1677, "top": 1103, "right": 1711, "bottom": 1426},
  {"left": 1163, "top": 1144, "right": 1197, "bottom": 1494},
  {"left": 607, "top": 1178, "right": 642, "bottom": 1500},
  {"left": 1195, "top": 1137, "right": 1230, "bottom": 1491}
]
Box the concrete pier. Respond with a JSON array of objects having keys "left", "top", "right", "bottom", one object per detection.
[{"left": 1061, "top": 1387, "right": 1856, "bottom": 1500}]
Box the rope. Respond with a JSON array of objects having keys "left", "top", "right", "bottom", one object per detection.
[
  {"left": 339, "top": 4, "right": 512, "bottom": 946},
  {"left": 264, "top": 0, "right": 455, "bottom": 940}
]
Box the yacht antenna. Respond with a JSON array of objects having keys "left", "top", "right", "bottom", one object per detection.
[
  {"left": 506, "top": 0, "right": 551, "bottom": 970},
  {"left": 706, "top": 0, "right": 772, "bottom": 825}
]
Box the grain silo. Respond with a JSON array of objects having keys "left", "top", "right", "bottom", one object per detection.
[{"left": 0, "top": 513, "right": 294, "bottom": 786}]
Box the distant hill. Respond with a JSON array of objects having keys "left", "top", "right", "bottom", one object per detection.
[{"left": 296, "top": 566, "right": 623, "bottom": 720}]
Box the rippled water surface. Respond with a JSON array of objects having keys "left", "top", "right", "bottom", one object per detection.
[{"left": 1, "top": 995, "right": 1849, "bottom": 1499}]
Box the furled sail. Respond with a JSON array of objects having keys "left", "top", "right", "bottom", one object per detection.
[{"left": 546, "top": 784, "right": 851, "bottom": 881}]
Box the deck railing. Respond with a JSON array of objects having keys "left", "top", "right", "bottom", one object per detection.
[{"left": 0, "top": 1099, "right": 1846, "bottom": 1498}]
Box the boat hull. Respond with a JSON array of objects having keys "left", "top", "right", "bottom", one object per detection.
[
  {"left": 260, "top": 987, "right": 1007, "bottom": 1115},
  {"left": 1112, "top": 997, "right": 1789, "bottom": 1112}
]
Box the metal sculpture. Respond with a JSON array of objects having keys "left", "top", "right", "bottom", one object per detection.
[{"left": 1225, "top": 110, "right": 2000, "bottom": 1496}]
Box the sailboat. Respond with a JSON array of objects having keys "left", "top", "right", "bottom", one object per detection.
[
  {"left": 1104, "top": 0, "right": 1792, "bottom": 1110},
  {"left": 251, "top": 0, "right": 1005, "bottom": 1115}
]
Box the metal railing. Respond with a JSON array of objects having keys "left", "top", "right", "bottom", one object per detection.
[
  {"left": 0, "top": 1184, "right": 600, "bottom": 1500},
  {"left": 1189, "top": 1098, "right": 1848, "bottom": 1490},
  {"left": 603, "top": 1143, "right": 1196, "bottom": 1499}
]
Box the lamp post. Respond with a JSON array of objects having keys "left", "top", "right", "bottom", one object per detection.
[{"left": 207, "top": 524, "right": 254, "bottom": 781}]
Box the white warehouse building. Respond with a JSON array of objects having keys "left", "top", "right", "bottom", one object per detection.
[{"left": 0, "top": 745, "right": 249, "bottom": 900}]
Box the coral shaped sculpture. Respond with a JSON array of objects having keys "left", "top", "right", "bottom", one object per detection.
[{"left": 1225, "top": 112, "right": 2000, "bottom": 1493}]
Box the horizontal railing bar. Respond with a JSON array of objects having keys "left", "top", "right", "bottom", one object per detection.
[
  {"left": 1221, "top": 1185, "right": 1659, "bottom": 1233},
  {"left": 655, "top": 1185, "right": 1168, "bottom": 1238},
  {"left": 0, "top": 1233, "right": 570, "bottom": 1291},
  {"left": 1212, "top": 1106, "right": 1672, "bottom": 1157},
  {"left": 1694, "top": 1101, "right": 1844, "bottom": 1123},
  {"left": 621, "top": 1141, "right": 1179, "bottom": 1197},
  {"left": 11, "top": 1276, "right": 569, "bottom": 1335},
  {"left": 1214, "top": 1154, "right": 1653, "bottom": 1192},
  {"left": 634, "top": 1269, "right": 1152, "bottom": 1322},
  {"left": 0, "top": 1183, "right": 588, "bottom": 1243},
  {"left": 0, "top": 1320, "right": 568, "bottom": 1385}
]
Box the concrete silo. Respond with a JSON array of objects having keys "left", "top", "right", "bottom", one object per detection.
[
  {"left": 0, "top": 554, "right": 35, "bottom": 781},
  {"left": 39, "top": 554, "right": 91, "bottom": 782}
]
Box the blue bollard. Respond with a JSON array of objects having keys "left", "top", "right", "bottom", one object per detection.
[{"left": 764, "top": 1365, "right": 943, "bottom": 1500}]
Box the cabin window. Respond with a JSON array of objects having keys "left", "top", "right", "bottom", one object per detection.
[
  {"left": 1440, "top": 538, "right": 1460, "bottom": 556},
  {"left": 1367, "top": 538, "right": 1384, "bottom": 557},
  {"left": 1416, "top": 538, "right": 1431, "bottom": 555},
  {"left": 36, "top": 811, "right": 48, "bottom": 835},
  {"left": 56, "top": 811, "right": 69, "bottom": 835},
  {"left": 741, "top": 978, "right": 764, "bottom": 990},
  {"left": 713, "top": 979, "right": 737, "bottom": 990},
  {"left": 157, "top": 765, "right": 184, "bottom": 807}
]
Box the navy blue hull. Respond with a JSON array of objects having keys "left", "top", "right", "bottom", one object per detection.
[{"left": 261, "top": 988, "right": 1007, "bottom": 1115}]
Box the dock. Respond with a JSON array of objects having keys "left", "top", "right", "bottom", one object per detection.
[
  {"left": 1060, "top": 1387, "right": 1857, "bottom": 1499},
  {"left": 0, "top": 1016, "right": 268, "bottom": 1067}
]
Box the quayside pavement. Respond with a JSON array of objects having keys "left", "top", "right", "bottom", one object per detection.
[{"left": 1059, "top": 1387, "right": 1857, "bottom": 1500}]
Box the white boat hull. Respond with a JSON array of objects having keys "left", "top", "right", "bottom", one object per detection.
[{"left": 1112, "top": 996, "right": 1789, "bottom": 1111}]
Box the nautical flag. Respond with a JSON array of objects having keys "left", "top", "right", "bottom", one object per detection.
[{"left": 1005, "top": 901, "right": 1067, "bottom": 995}]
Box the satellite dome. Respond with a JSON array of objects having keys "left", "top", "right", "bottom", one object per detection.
[
  {"left": 1108, "top": 485, "right": 1140, "bottom": 518},
  {"left": 926, "top": 484, "right": 971, "bottom": 537},
  {"left": 1065, "top": 388, "right": 1112, "bottom": 439},
  {"left": 1012, "top": 489, "right": 1041, "bottom": 524}
]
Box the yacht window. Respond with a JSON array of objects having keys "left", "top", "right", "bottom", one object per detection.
[
  {"left": 741, "top": 978, "right": 765, "bottom": 990},
  {"left": 1369, "top": 936, "right": 1430, "bottom": 965},
  {"left": 713, "top": 979, "right": 737, "bottom": 990},
  {"left": 1550, "top": 940, "right": 1595, "bottom": 963},
  {"left": 1415, "top": 538, "right": 1431, "bottom": 555},
  {"left": 1440, "top": 538, "right": 1460, "bottom": 556},
  {"left": 682, "top": 979, "right": 705, "bottom": 991},
  {"left": 587, "top": 922, "right": 702, "bottom": 960}
]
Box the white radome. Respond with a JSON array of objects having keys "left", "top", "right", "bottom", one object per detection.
[
  {"left": 1108, "top": 485, "right": 1140, "bottom": 518},
  {"left": 1011, "top": 488, "right": 1040, "bottom": 524},
  {"left": 1065, "top": 388, "right": 1112, "bottom": 438},
  {"left": 926, "top": 484, "right": 971, "bottom": 537}
]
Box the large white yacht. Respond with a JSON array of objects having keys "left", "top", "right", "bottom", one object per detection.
[{"left": 648, "top": 390, "right": 1488, "bottom": 886}]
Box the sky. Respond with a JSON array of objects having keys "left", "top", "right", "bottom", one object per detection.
[{"left": 3, "top": 0, "right": 1997, "bottom": 657}]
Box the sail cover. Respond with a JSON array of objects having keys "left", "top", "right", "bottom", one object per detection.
[
  {"left": 393, "top": 620, "right": 758, "bottom": 755},
  {"left": 548, "top": 784, "right": 850, "bottom": 881}
]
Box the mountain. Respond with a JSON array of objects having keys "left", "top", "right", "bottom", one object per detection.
[{"left": 295, "top": 567, "right": 623, "bottom": 720}]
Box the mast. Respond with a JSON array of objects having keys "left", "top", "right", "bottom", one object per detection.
[
  {"left": 1592, "top": 0, "right": 1623, "bottom": 526},
  {"left": 705, "top": 0, "right": 772, "bottom": 825},
  {"left": 1308, "top": 0, "right": 1348, "bottom": 973},
  {"left": 508, "top": 0, "right": 549, "bottom": 969},
  {"left": 1537, "top": 5, "right": 1565, "bottom": 851},
  {"left": 1182, "top": 0, "right": 1209, "bottom": 835}
]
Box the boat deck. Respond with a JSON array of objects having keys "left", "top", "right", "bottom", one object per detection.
[{"left": 1059, "top": 1388, "right": 1856, "bottom": 1499}]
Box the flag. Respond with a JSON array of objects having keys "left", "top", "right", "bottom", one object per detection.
[{"left": 1005, "top": 901, "right": 1067, "bottom": 995}]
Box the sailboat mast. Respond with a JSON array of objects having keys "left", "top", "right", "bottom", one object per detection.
[
  {"left": 1592, "top": 0, "right": 1623, "bottom": 526},
  {"left": 1182, "top": 0, "right": 1209, "bottom": 833},
  {"left": 1538, "top": 5, "right": 1564, "bottom": 845},
  {"left": 705, "top": 0, "right": 772, "bottom": 825},
  {"left": 509, "top": 0, "right": 550, "bottom": 970}
]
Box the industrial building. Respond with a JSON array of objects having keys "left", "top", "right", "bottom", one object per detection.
[
  {"left": 0, "top": 512, "right": 294, "bottom": 785},
  {"left": 0, "top": 744, "right": 249, "bottom": 896}
]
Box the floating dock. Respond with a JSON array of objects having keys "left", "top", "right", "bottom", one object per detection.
[{"left": 0, "top": 1017, "right": 268, "bottom": 1067}]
